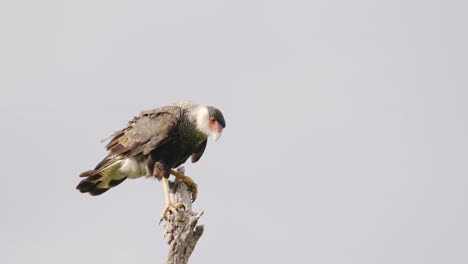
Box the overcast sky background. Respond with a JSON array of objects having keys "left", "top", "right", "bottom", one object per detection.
[{"left": 1, "top": 0, "right": 467, "bottom": 263}]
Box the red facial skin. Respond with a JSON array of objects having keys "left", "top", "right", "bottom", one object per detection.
[{"left": 209, "top": 119, "right": 223, "bottom": 134}]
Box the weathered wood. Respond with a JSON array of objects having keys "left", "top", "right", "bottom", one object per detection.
[{"left": 163, "top": 167, "right": 204, "bottom": 264}]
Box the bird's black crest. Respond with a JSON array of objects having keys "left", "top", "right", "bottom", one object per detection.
[{"left": 206, "top": 106, "right": 226, "bottom": 128}]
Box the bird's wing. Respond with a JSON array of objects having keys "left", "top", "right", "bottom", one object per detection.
[
  {"left": 191, "top": 139, "right": 207, "bottom": 163},
  {"left": 94, "top": 106, "right": 180, "bottom": 170}
]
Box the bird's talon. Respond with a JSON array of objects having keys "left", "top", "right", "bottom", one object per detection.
[
  {"left": 184, "top": 180, "right": 198, "bottom": 202},
  {"left": 190, "top": 184, "right": 198, "bottom": 202},
  {"left": 170, "top": 170, "right": 199, "bottom": 203},
  {"left": 160, "top": 203, "right": 185, "bottom": 222},
  {"left": 174, "top": 203, "right": 186, "bottom": 210}
]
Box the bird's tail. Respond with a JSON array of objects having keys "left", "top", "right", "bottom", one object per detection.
[{"left": 76, "top": 162, "right": 127, "bottom": 196}]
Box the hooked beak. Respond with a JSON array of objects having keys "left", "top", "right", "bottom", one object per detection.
[{"left": 211, "top": 121, "right": 223, "bottom": 141}]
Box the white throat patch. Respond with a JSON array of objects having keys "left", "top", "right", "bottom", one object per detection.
[{"left": 195, "top": 106, "right": 211, "bottom": 137}]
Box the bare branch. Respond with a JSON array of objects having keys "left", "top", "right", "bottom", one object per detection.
[{"left": 162, "top": 167, "right": 204, "bottom": 264}]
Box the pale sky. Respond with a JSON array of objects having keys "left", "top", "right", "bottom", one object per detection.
[{"left": 1, "top": 0, "right": 468, "bottom": 263}]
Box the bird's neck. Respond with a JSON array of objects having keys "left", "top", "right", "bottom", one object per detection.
[{"left": 179, "top": 109, "right": 208, "bottom": 143}]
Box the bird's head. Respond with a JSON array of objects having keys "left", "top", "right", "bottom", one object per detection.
[{"left": 194, "top": 105, "right": 226, "bottom": 141}]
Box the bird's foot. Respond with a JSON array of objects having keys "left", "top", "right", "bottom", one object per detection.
[
  {"left": 179, "top": 176, "right": 198, "bottom": 202},
  {"left": 159, "top": 202, "right": 185, "bottom": 223},
  {"left": 170, "top": 169, "right": 198, "bottom": 202}
]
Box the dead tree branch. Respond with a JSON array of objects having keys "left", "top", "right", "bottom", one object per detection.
[{"left": 162, "top": 167, "right": 204, "bottom": 264}]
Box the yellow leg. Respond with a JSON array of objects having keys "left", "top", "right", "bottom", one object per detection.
[
  {"left": 170, "top": 169, "right": 198, "bottom": 202},
  {"left": 160, "top": 177, "right": 185, "bottom": 223}
]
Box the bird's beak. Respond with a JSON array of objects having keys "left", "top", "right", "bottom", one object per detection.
[{"left": 211, "top": 122, "right": 223, "bottom": 141}]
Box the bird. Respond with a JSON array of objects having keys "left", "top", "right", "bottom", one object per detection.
[{"left": 76, "top": 101, "right": 226, "bottom": 221}]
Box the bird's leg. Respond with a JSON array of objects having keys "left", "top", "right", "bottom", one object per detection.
[
  {"left": 160, "top": 177, "right": 185, "bottom": 223},
  {"left": 170, "top": 169, "right": 198, "bottom": 202}
]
